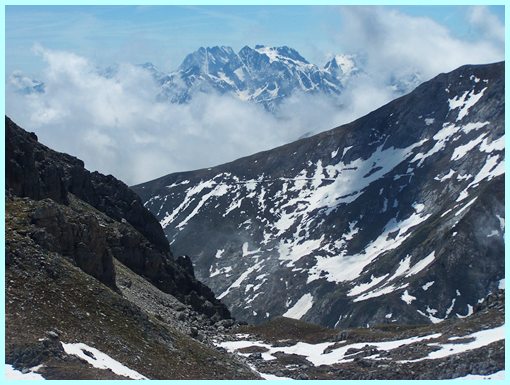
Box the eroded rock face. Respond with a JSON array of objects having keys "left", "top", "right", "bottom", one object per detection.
[
  {"left": 29, "top": 198, "right": 116, "bottom": 289},
  {"left": 5, "top": 117, "right": 231, "bottom": 320}
]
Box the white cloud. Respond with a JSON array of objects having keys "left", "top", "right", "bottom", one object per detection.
[
  {"left": 336, "top": 6, "right": 504, "bottom": 83},
  {"left": 467, "top": 6, "right": 505, "bottom": 45}
]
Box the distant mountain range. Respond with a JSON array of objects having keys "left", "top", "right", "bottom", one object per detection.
[
  {"left": 147, "top": 45, "right": 360, "bottom": 110},
  {"left": 10, "top": 45, "right": 423, "bottom": 111},
  {"left": 133, "top": 61, "right": 504, "bottom": 328}
]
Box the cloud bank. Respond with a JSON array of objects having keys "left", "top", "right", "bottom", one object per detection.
[{"left": 6, "top": 6, "right": 504, "bottom": 185}]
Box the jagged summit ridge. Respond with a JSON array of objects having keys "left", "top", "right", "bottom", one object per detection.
[{"left": 160, "top": 44, "right": 357, "bottom": 109}]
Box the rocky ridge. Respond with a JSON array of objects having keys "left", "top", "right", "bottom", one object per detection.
[{"left": 6, "top": 116, "right": 230, "bottom": 318}]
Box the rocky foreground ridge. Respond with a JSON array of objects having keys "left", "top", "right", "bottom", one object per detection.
[{"left": 5, "top": 117, "right": 258, "bottom": 379}]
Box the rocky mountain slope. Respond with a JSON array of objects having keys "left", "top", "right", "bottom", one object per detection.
[
  {"left": 133, "top": 61, "right": 505, "bottom": 328},
  {"left": 5, "top": 117, "right": 259, "bottom": 379}
]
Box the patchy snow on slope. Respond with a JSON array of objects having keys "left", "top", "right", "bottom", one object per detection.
[
  {"left": 283, "top": 293, "right": 314, "bottom": 319},
  {"left": 309, "top": 208, "right": 431, "bottom": 284},
  {"left": 455, "top": 197, "right": 478, "bottom": 217},
  {"left": 448, "top": 87, "right": 487, "bottom": 121},
  {"left": 412, "top": 121, "right": 489, "bottom": 167},
  {"left": 401, "top": 290, "right": 416, "bottom": 304},
  {"left": 218, "top": 260, "right": 264, "bottom": 299},
  {"left": 406, "top": 252, "right": 436, "bottom": 277},
  {"left": 479, "top": 135, "right": 505, "bottom": 153},
  {"left": 61, "top": 342, "right": 147, "bottom": 379},
  {"left": 353, "top": 283, "right": 409, "bottom": 303},
  {"left": 403, "top": 324, "right": 504, "bottom": 362},
  {"left": 219, "top": 332, "right": 442, "bottom": 367},
  {"left": 434, "top": 169, "right": 455, "bottom": 182},
  {"left": 456, "top": 154, "right": 504, "bottom": 202},
  {"left": 278, "top": 236, "right": 324, "bottom": 266},
  {"left": 386, "top": 255, "right": 412, "bottom": 282},
  {"left": 451, "top": 370, "right": 505, "bottom": 380},
  {"left": 348, "top": 274, "right": 389, "bottom": 297},
  {"left": 210, "top": 265, "right": 232, "bottom": 278},
  {"left": 160, "top": 179, "right": 217, "bottom": 228},
  {"left": 451, "top": 133, "right": 487, "bottom": 161},
  {"left": 175, "top": 183, "right": 231, "bottom": 229}
]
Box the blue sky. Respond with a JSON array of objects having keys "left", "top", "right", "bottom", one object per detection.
[{"left": 6, "top": 5, "right": 505, "bottom": 76}]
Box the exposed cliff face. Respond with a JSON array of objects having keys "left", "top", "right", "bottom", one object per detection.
[
  {"left": 5, "top": 116, "right": 230, "bottom": 319},
  {"left": 133, "top": 62, "right": 504, "bottom": 327},
  {"left": 6, "top": 116, "right": 169, "bottom": 252}
]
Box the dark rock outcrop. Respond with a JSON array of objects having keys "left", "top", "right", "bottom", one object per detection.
[
  {"left": 5, "top": 117, "right": 231, "bottom": 319},
  {"left": 6, "top": 116, "right": 169, "bottom": 253},
  {"left": 29, "top": 198, "right": 116, "bottom": 288}
]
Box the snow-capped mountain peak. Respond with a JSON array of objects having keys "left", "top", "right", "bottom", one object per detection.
[
  {"left": 156, "top": 45, "right": 359, "bottom": 109},
  {"left": 324, "top": 54, "right": 358, "bottom": 77}
]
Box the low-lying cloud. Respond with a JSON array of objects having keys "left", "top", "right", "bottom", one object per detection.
[
  {"left": 6, "top": 6, "right": 504, "bottom": 186},
  {"left": 335, "top": 6, "right": 504, "bottom": 83}
]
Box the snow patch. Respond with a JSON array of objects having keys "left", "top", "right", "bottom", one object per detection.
[
  {"left": 283, "top": 293, "right": 314, "bottom": 320},
  {"left": 348, "top": 274, "right": 389, "bottom": 297},
  {"left": 434, "top": 169, "right": 455, "bottom": 182},
  {"left": 422, "top": 281, "right": 435, "bottom": 291},
  {"left": 61, "top": 342, "right": 147, "bottom": 379},
  {"left": 451, "top": 370, "right": 505, "bottom": 380},
  {"left": 403, "top": 324, "right": 504, "bottom": 362},
  {"left": 448, "top": 87, "right": 487, "bottom": 121},
  {"left": 406, "top": 252, "right": 436, "bottom": 277},
  {"left": 5, "top": 364, "right": 45, "bottom": 380},
  {"left": 401, "top": 290, "right": 416, "bottom": 304}
]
